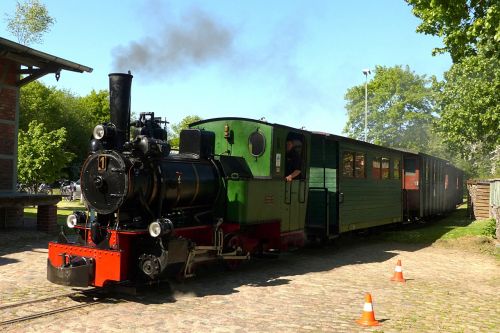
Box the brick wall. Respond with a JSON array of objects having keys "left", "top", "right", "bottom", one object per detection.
[
  {"left": 37, "top": 204, "right": 58, "bottom": 233},
  {"left": 0, "top": 206, "right": 23, "bottom": 228},
  {"left": 0, "top": 57, "right": 19, "bottom": 193},
  {"left": 0, "top": 88, "right": 17, "bottom": 121},
  {"left": 0, "top": 159, "right": 14, "bottom": 190},
  {"left": 0, "top": 123, "right": 15, "bottom": 155}
]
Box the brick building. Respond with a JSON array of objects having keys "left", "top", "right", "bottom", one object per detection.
[{"left": 0, "top": 37, "right": 92, "bottom": 232}]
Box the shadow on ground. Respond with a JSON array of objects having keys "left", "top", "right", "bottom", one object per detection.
[
  {"left": 112, "top": 240, "right": 424, "bottom": 305},
  {"left": 1, "top": 205, "right": 477, "bottom": 304}
]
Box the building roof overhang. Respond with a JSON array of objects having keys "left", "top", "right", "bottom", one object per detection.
[{"left": 0, "top": 37, "right": 93, "bottom": 87}]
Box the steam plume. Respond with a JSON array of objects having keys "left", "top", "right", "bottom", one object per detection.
[{"left": 112, "top": 8, "right": 233, "bottom": 79}]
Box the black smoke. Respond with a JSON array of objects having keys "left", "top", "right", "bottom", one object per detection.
[{"left": 112, "top": 8, "right": 234, "bottom": 79}]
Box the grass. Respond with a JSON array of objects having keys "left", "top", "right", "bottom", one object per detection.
[
  {"left": 379, "top": 204, "right": 495, "bottom": 243},
  {"left": 377, "top": 204, "right": 498, "bottom": 257},
  {"left": 24, "top": 200, "right": 85, "bottom": 225}
]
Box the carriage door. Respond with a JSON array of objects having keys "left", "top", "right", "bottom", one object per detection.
[
  {"left": 284, "top": 132, "right": 307, "bottom": 231},
  {"left": 305, "top": 136, "right": 339, "bottom": 239},
  {"left": 403, "top": 156, "right": 420, "bottom": 219}
]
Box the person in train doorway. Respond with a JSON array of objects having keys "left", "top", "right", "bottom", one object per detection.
[{"left": 285, "top": 139, "right": 302, "bottom": 182}]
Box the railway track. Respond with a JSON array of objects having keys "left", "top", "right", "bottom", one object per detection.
[{"left": 0, "top": 289, "right": 107, "bottom": 327}]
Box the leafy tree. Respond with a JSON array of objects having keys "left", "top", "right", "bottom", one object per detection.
[
  {"left": 435, "top": 55, "right": 500, "bottom": 177},
  {"left": 343, "top": 65, "right": 439, "bottom": 152},
  {"left": 406, "top": 0, "right": 500, "bottom": 62},
  {"left": 169, "top": 115, "right": 203, "bottom": 148},
  {"left": 407, "top": 1, "right": 499, "bottom": 177},
  {"left": 19, "top": 81, "right": 111, "bottom": 179},
  {"left": 19, "top": 80, "right": 62, "bottom": 130},
  {"left": 77, "top": 89, "right": 110, "bottom": 125},
  {"left": 4, "top": 0, "right": 55, "bottom": 45},
  {"left": 17, "top": 120, "right": 74, "bottom": 193}
]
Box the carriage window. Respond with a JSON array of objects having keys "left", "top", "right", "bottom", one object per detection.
[
  {"left": 342, "top": 152, "right": 354, "bottom": 177},
  {"left": 372, "top": 158, "right": 381, "bottom": 179},
  {"left": 248, "top": 130, "right": 266, "bottom": 157},
  {"left": 393, "top": 159, "right": 400, "bottom": 179},
  {"left": 355, "top": 153, "right": 365, "bottom": 178},
  {"left": 343, "top": 151, "right": 365, "bottom": 178},
  {"left": 445, "top": 174, "right": 449, "bottom": 189},
  {"left": 405, "top": 158, "right": 416, "bottom": 176},
  {"left": 382, "top": 158, "right": 390, "bottom": 179}
]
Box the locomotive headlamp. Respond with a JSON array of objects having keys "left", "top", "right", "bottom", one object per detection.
[
  {"left": 93, "top": 124, "right": 116, "bottom": 140},
  {"left": 66, "top": 211, "right": 86, "bottom": 229},
  {"left": 93, "top": 125, "right": 106, "bottom": 140},
  {"left": 148, "top": 219, "right": 174, "bottom": 238},
  {"left": 66, "top": 214, "right": 78, "bottom": 229}
]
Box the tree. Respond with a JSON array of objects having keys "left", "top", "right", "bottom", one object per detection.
[
  {"left": 343, "top": 65, "right": 439, "bottom": 152},
  {"left": 19, "top": 81, "right": 110, "bottom": 178},
  {"left": 406, "top": 0, "right": 499, "bottom": 62},
  {"left": 406, "top": 1, "right": 499, "bottom": 176},
  {"left": 17, "top": 120, "right": 74, "bottom": 193},
  {"left": 169, "top": 115, "right": 203, "bottom": 148},
  {"left": 5, "top": 0, "right": 55, "bottom": 45},
  {"left": 19, "top": 80, "right": 64, "bottom": 131},
  {"left": 77, "top": 89, "right": 110, "bottom": 125},
  {"left": 435, "top": 55, "right": 500, "bottom": 176}
]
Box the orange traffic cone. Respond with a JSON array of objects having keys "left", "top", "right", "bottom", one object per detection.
[
  {"left": 391, "top": 259, "right": 406, "bottom": 283},
  {"left": 356, "top": 293, "right": 380, "bottom": 326}
]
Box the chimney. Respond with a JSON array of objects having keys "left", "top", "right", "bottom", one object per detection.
[{"left": 109, "top": 73, "right": 133, "bottom": 149}]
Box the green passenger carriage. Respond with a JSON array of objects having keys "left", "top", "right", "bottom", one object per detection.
[{"left": 191, "top": 117, "right": 458, "bottom": 250}]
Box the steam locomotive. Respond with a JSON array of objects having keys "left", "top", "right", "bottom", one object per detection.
[{"left": 47, "top": 73, "right": 463, "bottom": 287}]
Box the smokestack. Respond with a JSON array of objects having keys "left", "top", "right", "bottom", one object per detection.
[{"left": 109, "top": 73, "right": 133, "bottom": 149}]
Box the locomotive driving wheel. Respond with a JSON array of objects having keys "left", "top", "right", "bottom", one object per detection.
[
  {"left": 139, "top": 254, "right": 161, "bottom": 280},
  {"left": 223, "top": 233, "right": 245, "bottom": 270}
]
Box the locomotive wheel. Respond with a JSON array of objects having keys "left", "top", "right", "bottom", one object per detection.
[
  {"left": 139, "top": 254, "right": 161, "bottom": 280},
  {"left": 223, "top": 233, "right": 245, "bottom": 270}
]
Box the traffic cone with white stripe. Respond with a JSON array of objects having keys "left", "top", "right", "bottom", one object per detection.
[
  {"left": 390, "top": 259, "right": 406, "bottom": 283},
  {"left": 356, "top": 293, "right": 380, "bottom": 326}
]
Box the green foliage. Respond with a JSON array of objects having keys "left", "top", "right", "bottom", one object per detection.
[
  {"left": 19, "top": 81, "right": 111, "bottom": 178},
  {"left": 4, "top": 0, "right": 55, "bottom": 45},
  {"left": 169, "top": 115, "right": 203, "bottom": 148},
  {"left": 482, "top": 219, "right": 497, "bottom": 237},
  {"left": 435, "top": 55, "right": 500, "bottom": 177},
  {"left": 406, "top": 0, "right": 500, "bottom": 62},
  {"left": 77, "top": 89, "right": 110, "bottom": 125},
  {"left": 18, "top": 120, "right": 74, "bottom": 193},
  {"left": 343, "top": 65, "right": 440, "bottom": 152}
]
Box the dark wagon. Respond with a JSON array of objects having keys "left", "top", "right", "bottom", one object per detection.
[{"left": 402, "top": 152, "right": 463, "bottom": 221}]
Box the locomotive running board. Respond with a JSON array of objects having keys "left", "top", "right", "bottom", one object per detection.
[
  {"left": 182, "top": 246, "right": 250, "bottom": 278},
  {"left": 181, "top": 220, "right": 250, "bottom": 278}
]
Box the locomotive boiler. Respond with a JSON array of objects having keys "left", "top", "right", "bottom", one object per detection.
[{"left": 47, "top": 73, "right": 248, "bottom": 287}]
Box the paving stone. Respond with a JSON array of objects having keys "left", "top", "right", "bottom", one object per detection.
[{"left": 0, "top": 230, "right": 499, "bottom": 332}]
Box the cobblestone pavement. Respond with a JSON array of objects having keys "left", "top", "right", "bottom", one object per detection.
[{"left": 1, "top": 229, "right": 499, "bottom": 333}]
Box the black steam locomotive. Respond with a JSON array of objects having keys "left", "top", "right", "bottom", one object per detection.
[{"left": 48, "top": 74, "right": 247, "bottom": 287}]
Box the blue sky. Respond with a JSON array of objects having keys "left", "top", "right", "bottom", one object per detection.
[{"left": 0, "top": 0, "right": 451, "bottom": 135}]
